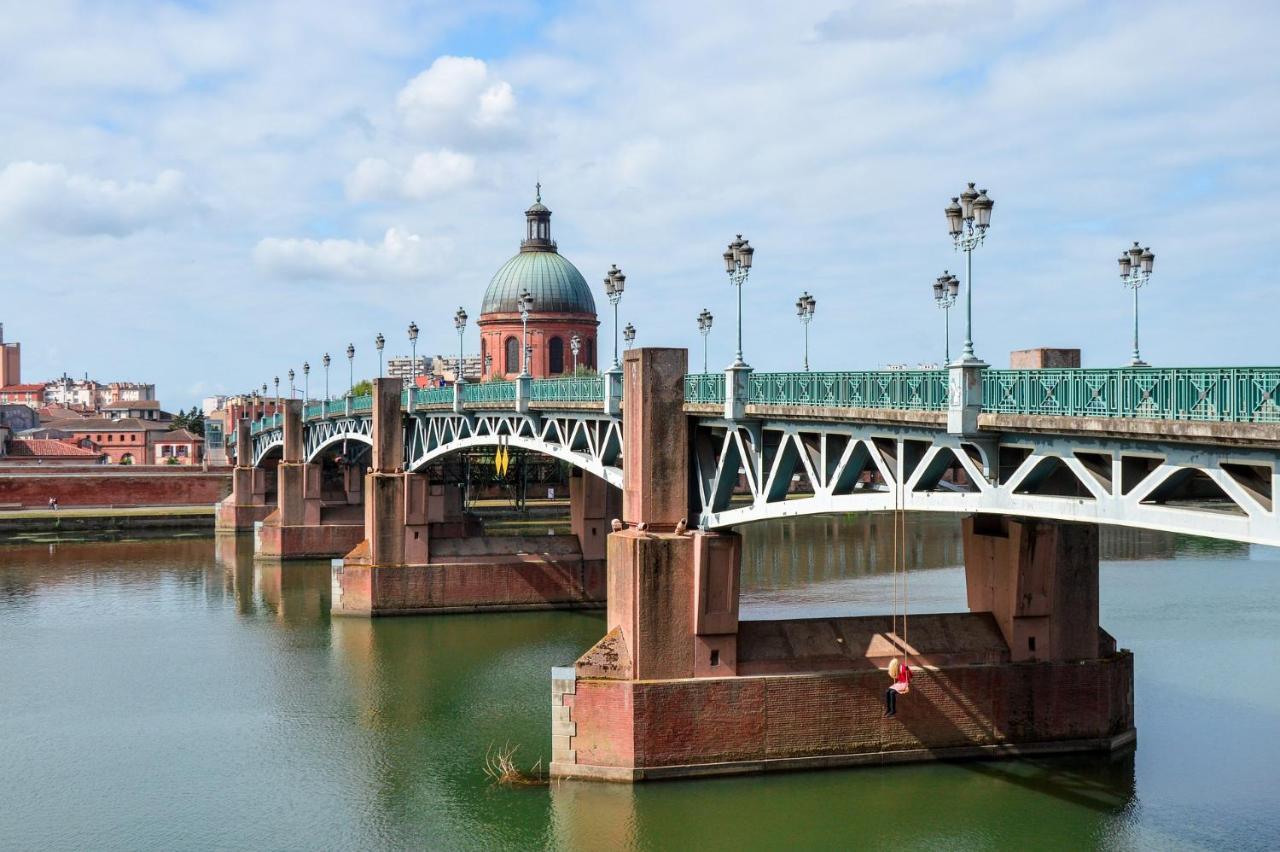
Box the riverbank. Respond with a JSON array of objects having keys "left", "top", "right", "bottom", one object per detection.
[{"left": 0, "top": 505, "right": 215, "bottom": 543}]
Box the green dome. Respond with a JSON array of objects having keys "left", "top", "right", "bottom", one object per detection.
[{"left": 481, "top": 250, "right": 597, "bottom": 315}]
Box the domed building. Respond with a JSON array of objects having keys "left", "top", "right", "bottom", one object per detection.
[{"left": 478, "top": 187, "right": 599, "bottom": 379}]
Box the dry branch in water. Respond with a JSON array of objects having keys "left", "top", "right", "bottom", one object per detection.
[{"left": 483, "top": 742, "right": 548, "bottom": 787}]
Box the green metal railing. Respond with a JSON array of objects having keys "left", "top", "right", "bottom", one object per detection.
[
  {"left": 983, "top": 367, "right": 1280, "bottom": 422},
  {"left": 351, "top": 393, "right": 372, "bottom": 413},
  {"left": 530, "top": 376, "right": 605, "bottom": 402},
  {"left": 415, "top": 386, "right": 454, "bottom": 406},
  {"left": 685, "top": 373, "right": 726, "bottom": 405},
  {"left": 683, "top": 367, "right": 1280, "bottom": 423},
  {"left": 462, "top": 381, "right": 517, "bottom": 404},
  {"left": 304, "top": 402, "right": 324, "bottom": 420}
]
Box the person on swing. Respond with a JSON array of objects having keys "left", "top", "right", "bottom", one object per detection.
[{"left": 884, "top": 657, "right": 911, "bottom": 718}]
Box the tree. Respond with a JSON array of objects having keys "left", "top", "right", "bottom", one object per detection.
[
  {"left": 186, "top": 406, "right": 205, "bottom": 437},
  {"left": 350, "top": 379, "right": 373, "bottom": 396}
]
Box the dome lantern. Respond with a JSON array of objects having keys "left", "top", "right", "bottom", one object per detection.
[{"left": 521, "top": 182, "right": 555, "bottom": 252}]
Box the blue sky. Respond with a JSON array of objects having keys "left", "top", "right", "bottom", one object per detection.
[{"left": 1, "top": 0, "right": 1277, "bottom": 407}]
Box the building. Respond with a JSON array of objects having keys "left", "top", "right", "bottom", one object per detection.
[
  {"left": 386, "top": 356, "right": 430, "bottom": 388},
  {"left": 153, "top": 429, "right": 204, "bottom": 465},
  {"left": 44, "top": 375, "right": 158, "bottom": 411},
  {"left": 44, "top": 416, "right": 168, "bottom": 465},
  {"left": 0, "top": 323, "right": 19, "bottom": 388},
  {"left": 0, "top": 383, "right": 45, "bottom": 407},
  {"left": 477, "top": 188, "right": 599, "bottom": 379},
  {"left": 0, "top": 437, "right": 104, "bottom": 466},
  {"left": 101, "top": 399, "right": 165, "bottom": 421},
  {"left": 431, "top": 354, "right": 483, "bottom": 384}
]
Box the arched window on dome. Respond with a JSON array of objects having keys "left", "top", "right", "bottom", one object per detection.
[
  {"left": 480, "top": 338, "right": 487, "bottom": 375},
  {"left": 504, "top": 337, "right": 520, "bottom": 375},
  {"left": 548, "top": 337, "right": 564, "bottom": 374},
  {"left": 586, "top": 338, "right": 593, "bottom": 369}
]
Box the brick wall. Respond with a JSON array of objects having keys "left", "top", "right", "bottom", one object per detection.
[
  {"left": 0, "top": 470, "right": 231, "bottom": 508},
  {"left": 561, "top": 653, "right": 1133, "bottom": 776}
]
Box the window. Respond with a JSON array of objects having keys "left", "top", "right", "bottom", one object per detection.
[
  {"left": 504, "top": 336, "right": 520, "bottom": 374},
  {"left": 548, "top": 337, "right": 565, "bottom": 374},
  {"left": 586, "top": 338, "right": 593, "bottom": 367}
]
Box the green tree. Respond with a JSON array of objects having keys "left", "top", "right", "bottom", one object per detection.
[
  {"left": 351, "top": 379, "right": 373, "bottom": 396},
  {"left": 186, "top": 406, "right": 205, "bottom": 436}
]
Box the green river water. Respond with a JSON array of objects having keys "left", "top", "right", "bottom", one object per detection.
[{"left": 1, "top": 514, "right": 1277, "bottom": 850}]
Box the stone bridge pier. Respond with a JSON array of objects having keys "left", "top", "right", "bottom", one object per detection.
[
  {"left": 215, "top": 419, "right": 273, "bottom": 532},
  {"left": 331, "top": 378, "right": 612, "bottom": 616},
  {"left": 255, "top": 400, "right": 366, "bottom": 560},
  {"left": 551, "top": 347, "right": 1134, "bottom": 782}
]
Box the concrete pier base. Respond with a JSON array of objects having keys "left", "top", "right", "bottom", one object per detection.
[{"left": 255, "top": 513, "right": 365, "bottom": 560}]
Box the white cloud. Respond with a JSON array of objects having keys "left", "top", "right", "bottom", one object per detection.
[
  {"left": 346, "top": 149, "right": 477, "bottom": 201},
  {"left": 253, "top": 227, "right": 446, "bottom": 281},
  {"left": 396, "top": 56, "right": 517, "bottom": 141},
  {"left": 0, "top": 162, "right": 198, "bottom": 236}
]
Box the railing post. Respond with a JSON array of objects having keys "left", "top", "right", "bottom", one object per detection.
[
  {"left": 515, "top": 374, "right": 532, "bottom": 415},
  {"left": 725, "top": 364, "right": 752, "bottom": 421},
  {"left": 453, "top": 381, "right": 466, "bottom": 415},
  {"left": 604, "top": 365, "right": 622, "bottom": 417},
  {"left": 948, "top": 360, "right": 986, "bottom": 436},
  {"left": 345, "top": 394, "right": 352, "bottom": 417}
]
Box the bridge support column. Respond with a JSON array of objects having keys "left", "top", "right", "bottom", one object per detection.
[
  {"left": 554, "top": 348, "right": 1133, "bottom": 783},
  {"left": 215, "top": 419, "right": 271, "bottom": 531},
  {"left": 256, "top": 400, "right": 365, "bottom": 560},
  {"left": 569, "top": 470, "right": 621, "bottom": 562},
  {"left": 962, "top": 514, "right": 1101, "bottom": 663},
  {"left": 333, "top": 379, "right": 605, "bottom": 616}
]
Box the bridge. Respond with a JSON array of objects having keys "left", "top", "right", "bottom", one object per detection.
[
  {"left": 231, "top": 362, "right": 1280, "bottom": 545},
  {"left": 217, "top": 352, "right": 1280, "bottom": 782}
]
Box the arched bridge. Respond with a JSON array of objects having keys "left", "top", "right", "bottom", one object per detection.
[{"left": 234, "top": 363, "right": 1280, "bottom": 546}]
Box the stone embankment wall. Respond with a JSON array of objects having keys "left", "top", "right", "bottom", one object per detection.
[{"left": 0, "top": 467, "right": 231, "bottom": 509}]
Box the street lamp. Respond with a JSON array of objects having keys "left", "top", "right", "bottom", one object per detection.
[
  {"left": 1119, "top": 241, "right": 1155, "bottom": 366},
  {"left": 454, "top": 307, "right": 468, "bottom": 383},
  {"left": 697, "top": 308, "right": 714, "bottom": 373},
  {"left": 945, "top": 182, "right": 994, "bottom": 363},
  {"left": 322, "top": 353, "right": 330, "bottom": 401},
  {"left": 603, "top": 264, "right": 626, "bottom": 370},
  {"left": 517, "top": 289, "right": 534, "bottom": 377},
  {"left": 346, "top": 343, "right": 354, "bottom": 396},
  {"left": 795, "top": 292, "right": 816, "bottom": 371},
  {"left": 287, "top": 369, "right": 295, "bottom": 399},
  {"left": 484, "top": 353, "right": 493, "bottom": 378},
  {"left": 723, "top": 235, "right": 754, "bottom": 367},
  {"left": 932, "top": 271, "right": 960, "bottom": 363},
  {"left": 375, "top": 333, "right": 385, "bottom": 378},
  {"left": 273, "top": 375, "right": 279, "bottom": 405},
  {"left": 303, "top": 362, "right": 310, "bottom": 404},
  {"left": 408, "top": 322, "right": 419, "bottom": 388},
  {"left": 570, "top": 333, "right": 581, "bottom": 373},
  {"left": 623, "top": 323, "right": 636, "bottom": 350}
]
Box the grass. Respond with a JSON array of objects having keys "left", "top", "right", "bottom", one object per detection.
[
  {"left": 482, "top": 743, "right": 547, "bottom": 787},
  {"left": 0, "top": 505, "right": 215, "bottom": 520}
]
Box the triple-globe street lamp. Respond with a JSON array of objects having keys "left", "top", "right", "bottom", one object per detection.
[
  {"left": 623, "top": 323, "right": 636, "bottom": 350},
  {"left": 273, "top": 375, "right": 279, "bottom": 405},
  {"left": 454, "top": 308, "right": 468, "bottom": 383},
  {"left": 346, "top": 343, "right": 354, "bottom": 396},
  {"left": 944, "top": 183, "right": 994, "bottom": 364},
  {"left": 408, "top": 322, "right": 419, "bottom": 388},
  {"left": 375, "top": 333, "right": 385, "bottom": 378},
  {"left": 322, "top": 353, "right": 330, "bottom": 401},
  {"left": 288, "top": 369, "right": 295, "bottom": 399},
  {"left": 1119, "top": 241, "right": 1156, "bottom": 367},
  {"left": 932, "top": 271, "right": 960, "bottom": 364},
  {"left": 697, "top": 308, "right": 713, "bottom": 373},
  {"left": 570, "top": 333, "right": 581, "bottom": 373},
  {"left": 303, "top": 362, "right": 310, "bottom": 404},
  {"left": 603, "top": 265, "right": 626, "bottom": 370},
  {"left": 517, "top": 289, "right": 535, "bottom": 377},
  {"left": 795, "top": 292, "right": 816, "bottom": 371},
  {"left": 723, "top": 235, "right": 754, "bottom": 367}
]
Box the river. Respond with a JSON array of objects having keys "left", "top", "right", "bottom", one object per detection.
[{"left": 1, "top": 514, "right": 1277, "bottom": 850}]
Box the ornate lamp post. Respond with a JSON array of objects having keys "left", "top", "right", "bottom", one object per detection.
[
  {"left": 261, "top": 383, "right": 268, "bottom": 415},
  {"left": 945, "top": 183, "right": 994, "bottom": 363},
  {"left": 795, "top": 292, "right": 816, "bottom": 371},
  {"left": 697, "top": 308, "right": 713, "bottom": 373},
  {"left": 345, "top": 343, "right": 354, "bottom": 396},
  {"left": 1119, "top": 242, "right": 1156, "bottom": 366},
  {"left": 484, "top": 353, "right": 492, "bottom": 378},
  {"left": 603, "top": 265, "right": 626, "bottom": 369},
  {"left": 408, "top": 322, "right": 419, "bottom": 388},
  {"left": 302, "top": 362, "right": 310, "bottom": 404},
  {"left": 375, "top": 333, "right": 385, "bottom": 378},
  {"left": 623, "top": 323, "right": 636, "bottom": 350},
  {"left": 517, "top": 289, "right": 534, "bottom": 377},
  {"left": 570, "top": 333, "right": 581, "bottom": 373},
  {"left": 273, "top": 375, "right": 279, "bottom": 406},
  {"left": 932, "top": 271, "right": 960, "bottom": 363},
  {"left": 723, "top": 235, "right": 754, "bottom": 367},
  {"left": 454, "top": 307, "right": 468, "bottom": 383},
  {"left": 322, "top": 353, "right": 330, "bottom": 401},
  {"left": 287, "top": 369, "right": 295, "bottom": 399}
]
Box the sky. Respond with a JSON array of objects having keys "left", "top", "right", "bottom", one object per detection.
[{"left": 1, "top": 0, "right": 1278, "bottom": 408}]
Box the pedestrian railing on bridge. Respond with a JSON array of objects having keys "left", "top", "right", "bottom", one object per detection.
[
  {"left": 462, "top": 381, "right": 517, "bottom": 404},
  {"left": 530, "top": 376, "right": 605, "bottom": 402},
  {"left": 684, "top": 366, "right": 1280, "bottom": 423}
]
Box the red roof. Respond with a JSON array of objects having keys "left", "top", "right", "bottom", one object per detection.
[
  {"left": 6, "top": 438, "right": 102, "bottom": 458},
  {"left": 0, "top": 384, "right": 46, "bottom": 393}
]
